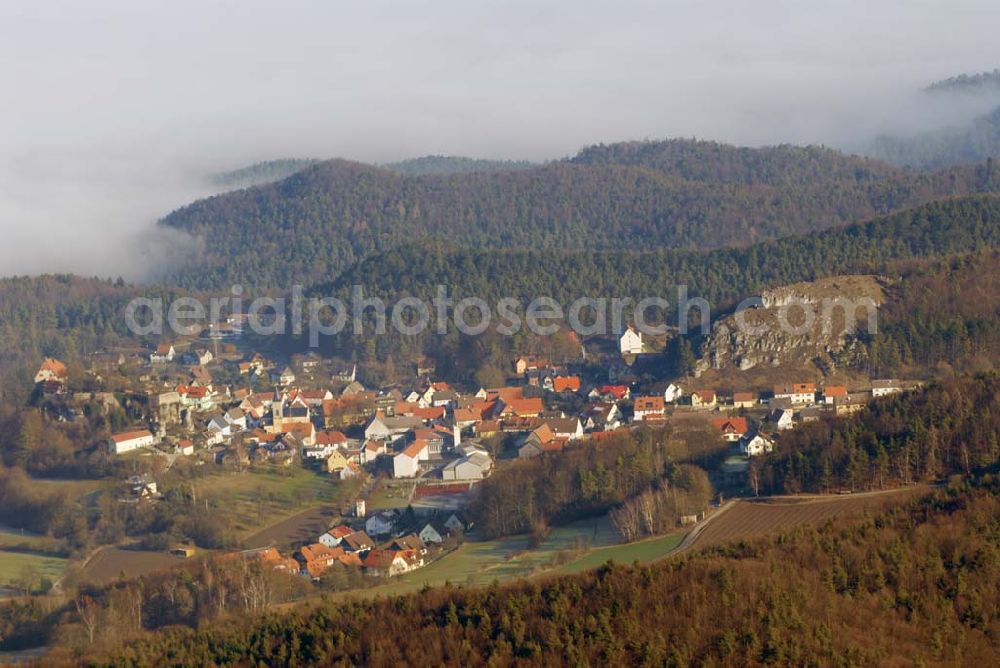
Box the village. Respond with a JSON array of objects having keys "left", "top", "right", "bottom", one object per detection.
[{"left": 27, "top": 321, "right": 923, "bottom": 585}]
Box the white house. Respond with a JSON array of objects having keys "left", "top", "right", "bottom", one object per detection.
[
  {"left": 767, "top": 408, "right": 795, "bottom": 431},
  {"left": 619, "top": 326, "right": 643, "bottom": 355},
  {"left": 583, "top": 403, "right": 622, "bottom": 432},
  {"left": 741, "top": 432, "right": 775, "bottom": 457},
  {"left": 224, "top": 408, "right": 247, "bottom": 431},
  {"left": 34, "top": 358, "right": 68, "bottom": 384},
  {"left": 772, "top": 383, "right": 817, "bottom": 406},
  {"left": 441, "top": 450, "right": 493, "bottom": 480},
  {"left": 871, "top": 379, "right": 902, "bottom": 397},
  {"left": 392, "top": 439, "right": 428, "bottom": 478},
  {"left": 108, "top": 429, "right": 158, "bottom": 455},
  {"left": 365, "top": 511, "right": 397, "bottom": 537},
  {"left": 150, "top": 344, "right": 175, "bottom": 364},
  {"left": 543, "top": 418, "right": 584, "bottom": 440},
  {"left": 418, "top": 522, "right": 447, "bottom": 545},
  {"left": 318, "top": 525, "right": 353, "bottom": 548},
  {"left": 663, "top": 383, "right": 683, "bottom": 403},
  {"left": 364, "top": 414, "right": 424, "bottom": 442},
  {"left": 206, "top": 414, "right": 232, "bottom": 437},
  {"left": 632, "top": 396, "right": 666, "bottom": 422}
]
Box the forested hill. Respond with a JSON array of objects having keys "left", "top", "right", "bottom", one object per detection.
[
  {"left": 383, "top": 155, "right": 536, "bottom": 176},
  {"left": 97, "top": 464, "right": 1000, "bottom": 665},
  {"left": 314, "top": 195, "right": 1000, "bottom": 308},
  {"left": 158, "top": 139, "right": 1000, "bottom": 290},
  {"left": 867, "top": 69, "right": 1000, "bottom": 170},
  {"left": 569, "top": 139, "right": 902, "bottom": 187},
  {"left": 207, "top": 158, "right": 319, "bottom": 190}
]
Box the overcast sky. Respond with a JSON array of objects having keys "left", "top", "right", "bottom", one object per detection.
[{"left": 1, "top": 0, "right": 999, "bottom": 279}]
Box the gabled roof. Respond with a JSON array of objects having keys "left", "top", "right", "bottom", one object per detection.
[
  {"left": 112, "top": 429, "right": 152, "bottom": 443},
  {"left": 37, "top": 357, "right": 68, "bottom": 377},
  {"left": 499, "top": 397, "right": 544, "bottom": 416},
  {"left": 823, "top": 386, "right": 848, "bottom": 397},
  {"left": 315, "top": 430, "right": 348, "bottom": 446},
  {"left": 342, "top": 531, "right": 375, "bottom": 551},
  {"left": 325, "top": 525, "right": 354, "bottom": 539},
  {"left": 391, "top": 534, "right": 424, "bottom": 551},
  {"left": 362, "top": 548, "right": 404, "bottom": 570},
  {"left": 530, "top": 423, "right": 554, "bottom": 443},
  {"left": 596, "top": 385, "right": 629, "bottom": 400},
  {"left": 485, "top": 387, "right": 524, "bottom": 402},
  {"left": 711, "top": 416, "right": 749, "bottom": 434},
  {"left": 402, "top": 439, "right": 428, "bottom": 458},
  {"left": 552, "top": 376, "right": 581, "bottom": 392},
  {"left": 774, "top": 383, "right": 817, "bottom": 395},
  {"left": 634, "top": 396, "right": 665, "bottom": 412}
]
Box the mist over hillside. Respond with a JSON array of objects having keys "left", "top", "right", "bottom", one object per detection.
[{"left": 865, "top": 69, "right": 1000, "bottom": 169}]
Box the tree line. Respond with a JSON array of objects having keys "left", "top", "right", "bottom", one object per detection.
[{"left": 88, "top": 476, "right": 1000, "bottom": 665}]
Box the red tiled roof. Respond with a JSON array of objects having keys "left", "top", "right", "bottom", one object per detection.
[
  {"left": 411, "top": 406, "right": 445, "bottom": 421},
  {"left": 112, "top": 429, "right": 152, "bottom": 443},
  {"left": 500, "top": 397, "right": 544, "bottom": 417},
  {"left": 402, "top": 439, "right": 428, "bottom": 458},
  {"left": 597, "top": 385, "right": 629, "bottom": 400},
  {"left": 634, "top": 396, "right": 665, "bottom": 412},
  {"left": 38, "top": 357, "right": 68, "bottom": 377},
  {"left": 315, "top": 430, "right": 347, "bottom": 445},
  {"left": 552, "top": 376, "right": 581, "bottom": 392},
  {"left": 486, "top": 387, "right": 524, "bottom": 402},
  {"left": 711, "top": 417, "right": 749, "bottom": 435},
  {"left": 326, "top": 525, "right": 353, "bottom": 539}
]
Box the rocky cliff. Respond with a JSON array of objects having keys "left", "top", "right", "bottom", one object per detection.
[{"left": 693, "top": 275, "right": 885, "bottom": 378}]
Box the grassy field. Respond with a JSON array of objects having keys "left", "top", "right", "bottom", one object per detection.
[
  {"left": 0, "top": 550, "right": 68, "bottom": 585},
  {"left": 552, "top": 532, "right": 685, "bottom": 575},
  {"left": 0, "top": 526, "right": 55, "bottom": 552},
  {"left": 366, "top": 481, "right": 417, "bottom": 511},
  {"left": 350, "top": 515, "right": 625, "bottom": 599},
  {"left": 190, "top": 467, "right": 356, "bottom": 539}
]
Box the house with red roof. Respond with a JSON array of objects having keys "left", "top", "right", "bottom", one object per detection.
[
  {"left": 496, "top": 397, "right": 544, "bottom": 419},
  {"left": 393, "top": 438, "right": 429, "bottom": 478},
  {"left": 318, "top": 524, "right": 354, "bottom": 548},
  {"left": 691, "top": 390, "right": 717, "bottom": 409},
  {"left": 108, "top": 429, "right": 158, "bottom": 455},
  {"left": 711, "top": 416, "right": 749, "bottom": 442},
  {"left": 589, "top": 385, "right": 630, "bottom": 402},
  {"left": 34, "top": 357, "right": 68, "bottom": 384},
  {"left": 822, "top": 386, "right": 848, "bottom": 404},
  {"left": 773, "top": 383, "right": 818, "bottom": 406},
  {"left": 550, "top": 376, "right": 581, "bottom": 393},
  {"left": 362, "top": 548, "right": 423, "bottom": 577},
  {"left": 633, "top": 396, "right": 666, "bottom": 422}
]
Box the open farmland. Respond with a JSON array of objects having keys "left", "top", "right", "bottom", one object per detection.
[
  {"left": 80, "top": 547, "right": 182, "bottom": 585},
  {"left": 687, "top": 487, "right": 927, "bottom": 552},
  {"left": 0, "top": 550, "right": 67, "bottom": 586},
  {"left": 188, "top": 467, "right": 359, "bottom": 540}
]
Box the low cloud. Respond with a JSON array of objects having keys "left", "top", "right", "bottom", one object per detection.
[{"left": 2, "top": 1, "right": 999, "bottom": 281}]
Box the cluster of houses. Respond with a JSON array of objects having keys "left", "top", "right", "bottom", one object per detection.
[{"left": 247, "top": 510, "right": 469, "bottom": 580}]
